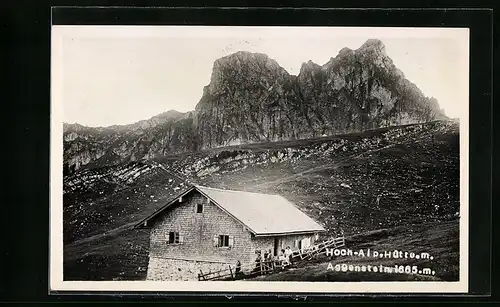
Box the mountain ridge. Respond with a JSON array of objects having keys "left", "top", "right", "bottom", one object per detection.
[
  {"left": 63, "top": 39, "right": 447, "bottom": 172},
  {"left": 63, "top": 109, "right": 188, "bottom": 132}
]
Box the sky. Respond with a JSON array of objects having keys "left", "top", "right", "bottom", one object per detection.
[{"left": 52, "top": 26, "right": 469, "bottom": 127}]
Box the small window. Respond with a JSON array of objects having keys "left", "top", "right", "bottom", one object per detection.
[
  {"left": 219, "top": 235, "right": 229, "bottom": 247},
  {"left": 168, "top": 231, "right": 182, "bottom": 244},
  {"left": 214, "top": 234, "right": 234, "bottom": 248},
  {"left": 196, "top": 203, "right": 203, "bottom": 213}
]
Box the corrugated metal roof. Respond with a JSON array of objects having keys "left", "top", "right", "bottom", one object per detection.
[{"left": 195, "top": 185, "right": 326, "bottom": 236}]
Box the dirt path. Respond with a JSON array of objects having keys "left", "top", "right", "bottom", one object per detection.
[
  {"left": 66, "top": 221, "right": 138, "bottom": 249},
  {"left": 252, "top": 144, "right": 396, "bottom": 189}
]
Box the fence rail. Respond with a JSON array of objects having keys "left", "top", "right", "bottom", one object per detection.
[
  {"left": 197, "top": 236, "right": 345, "bottom": 281},
  {"left": 197, "top": 260, "right": 286, "bottom": 281},
  {"left": 198, "top": 266, "right": 236, "bottom": 281},
  {"left": 294, "top": 236, "right": 346, "bottom": 260}
]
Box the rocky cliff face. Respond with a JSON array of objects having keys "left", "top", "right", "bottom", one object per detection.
[
  {"left": 63, "top": 110, "right": 197, "bottom": 173},
  {"left": 63, "top": 39, "right": 446, "bottom": 172},
  {"left": 195, "top": 39, "right": 446, "bottom": 148}
]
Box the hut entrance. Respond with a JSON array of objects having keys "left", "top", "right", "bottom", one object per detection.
[{"left": 273, "top": 237, "right": 280, "bottom": 256}]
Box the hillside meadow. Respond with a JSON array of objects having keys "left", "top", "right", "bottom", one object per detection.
[{"left": 62, "top": 120, "right": 460, "bottom": 281}]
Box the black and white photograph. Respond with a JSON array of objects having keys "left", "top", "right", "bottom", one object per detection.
[{"left": 50, "top": 25, "right": 469, "bottom": 293}]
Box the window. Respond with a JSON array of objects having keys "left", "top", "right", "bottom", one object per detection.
[
  {"left": 196, "top": 203, "right": 203, "bottom": 213},
  {"left": 168, "top": 231, "right": 183, "bottom": 244},
  {"left": 214, "top": 234, "right": 234, "bottom": 248},
  {"left": 219, "top": 235, "right": 229, "bottom": 247}
]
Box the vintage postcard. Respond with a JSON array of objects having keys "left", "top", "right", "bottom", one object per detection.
[{"left": 50, "top": 25, "right": 470, "bottom": 293}]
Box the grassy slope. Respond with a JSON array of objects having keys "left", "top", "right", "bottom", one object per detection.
[{"left": 63, "top": 120, "right": 460, "bottom": 281}]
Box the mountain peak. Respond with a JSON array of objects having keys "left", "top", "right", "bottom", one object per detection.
[
  {"left": 360, "top": 39, "right": 385, "bottom": 49},
  {"left": 302, "top": 59, "right": 320, "bottom": 67},
  {"left": 207, "top": 51, "right": 288, "bottom": 92},
  {"left": 358, "top": 39, "right": 387, "bottom": 55},
  {"left": 211, "top": 51, "right": 283, "bottom": 72},
  {"left": 128, "top": 109, "right": 185, "bottom": 130},
  {"left": 300, "top": 60, "right": 322, "bottom": 73},
  {"left": 216, "top": 51, "right": 270, "bottom": 64},
  {"left": 338, "top": 47, "right": 354, "bottom": 55},
  {"left": 154, "top": 109, "right": 184, "bottom": 119}
]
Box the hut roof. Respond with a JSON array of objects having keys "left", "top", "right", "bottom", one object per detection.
[{"left": 135, "top": 185, "right": 326, "bottom": 236}]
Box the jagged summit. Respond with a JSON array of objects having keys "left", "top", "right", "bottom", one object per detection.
[
  {"left": 300, "top": 60, "right": 322, "bottom": 72},
  {"left": 338, "top": 47, "right": 354, "bottom": 56},
  {"left": 357, "top": 39, "right": 388, "bottom": 59},
  {"left": 360, "top": 38, "right": 386, "bottom": 50},
  {"left": 322, "top": 39, "right": 385, "bottom": 68},
  {"left": 206, "top": 50, "right": 289, "bottom": 95},
  {"left": 214, "top": 51, "right": 272, "bottom": 65}
]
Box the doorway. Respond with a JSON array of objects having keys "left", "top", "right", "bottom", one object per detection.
[
  {"left": 300, "top": 237, "right": 311, "bottom": 250},
  {"left": 273, "top": 237, "right": 280, "bottom": 256}
]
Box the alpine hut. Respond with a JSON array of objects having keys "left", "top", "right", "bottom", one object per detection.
[{"left": 135, "top": 185, "right": 326, "bottom": 281}]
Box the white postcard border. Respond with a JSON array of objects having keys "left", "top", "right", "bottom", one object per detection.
[{"left": 50, "top": 26, "right": 470, "bottom": 294}]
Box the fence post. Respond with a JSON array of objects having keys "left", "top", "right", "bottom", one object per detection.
[{"left": 229, "top": 265, "right": 233, "bottom": 280}]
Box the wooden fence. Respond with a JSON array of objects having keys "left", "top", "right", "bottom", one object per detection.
[
  {"left": 197, "top": 259, "right": 289, "bottom": 281},
  {"left": 197, "top": 236, "right": 345, "bottom": 281},
  {"left": 293, "top": 236, "right": 346, "bottom": 260},
  {"left": 198, "top": 265, "right": 237, "bottom": 281}
]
